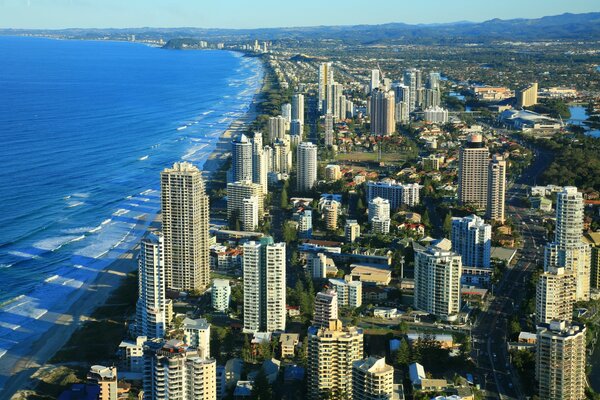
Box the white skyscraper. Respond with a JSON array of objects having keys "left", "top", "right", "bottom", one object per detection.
[
  {"left": 297, "top": 142, "right": 318, "bottom": 192},
  {"left": 161, "top": 162, "right": 210, "bottom": 291},
  {"left": 328, "top": 278, "right": 362, "bottom": 308},
  {"left": 414, "top": 245, "right": 462, "bottom": 321},
  {"left": 352, "top": 357, "right": 395, "bottom": 400},
  {"left": 136, "top": 232, "right": 171, "bottom": 339},
  {"left": 211, "top": 279, "right": 231, "bottom": 312},
  {"left": 370, "top": 69, "right": 380, "bottom": 92},
  {"left": 241, "top": 196, "right": 259, "bottom": 232},
  {"left": 545, "top": 186, "right": 591, "bottom": 301},
  {"left": 292, "top": 93, "right": 305, "bottom": 125},
  {"left": 143, "top": 339, "right": 216, "bottom": 400},
  {"left": 226, "top": 180, "right": 264, "bottom": 226},
  {"left": 231, "top": 133, "right": 253, "bottom": 183},
  {"left": 368, "top": 197, "right": 391, "bottom": 235},
  {"left": 451, "top": 215, "right": 492, "bottom": 269},
  {"left": 251, "top": 133, "right": 268, "bottom": 193},
  {"left": 281, "top": 103, "right": 292, "bottom": 123},
  {"left": 183, "top": 318, "right": 211, "bottom": 358},
  {"left": 536, "top": 267, "right": 576, "bottom": 325},
  {"left": 324, "top": 114, "right": 334, "bottom": 146},
  {"left": 243, "top": 237, "right": 286, "bottom": 333}
]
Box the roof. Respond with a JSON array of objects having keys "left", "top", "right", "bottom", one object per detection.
[
  {"left": 409, "top": 362, "right": 426, "bottom": 385},
  {"left": 490, "top": 247, "right": 518, "bottom": 263},
  {"left": 183, "top": 317, "right": 209, "bottom": 331},
  {"left": 518, "top": 332, "right": 537, "bottom": 341},
  {"left": 583, "top": 232, "right": 600, "bottom": 246}
]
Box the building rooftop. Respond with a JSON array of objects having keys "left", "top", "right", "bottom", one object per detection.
[{"left": 183, "top": 317, "right": 210, "bottom": 331}]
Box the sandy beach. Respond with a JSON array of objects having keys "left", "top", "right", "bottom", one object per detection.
[{"left": 1, "top": 61, "right": 265, "bottom": 398}]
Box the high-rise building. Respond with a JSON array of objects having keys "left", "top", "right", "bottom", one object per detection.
[
  {"left": 143, "top": 339, "right": 217, "bottom": 400},
  {"left": 583, "top": 233, "right": 600, "bottom": 290},
  {"left": 183, "top": 318, "right": 211, "bottom": 358},
  {"left": 544, "top": 187, "right": 591, "bottom": 301},
  {"left": 325, "top": 164, "right": 342, "bottom": 181},
  {"left": 308, "top": 252, "right": 329, "bottom": 279},
  {"left": 241, "top": 196, "right": 259, "bottom": 231},
  {"left": 368, "top": 197, "right": 391, "bottom": 234},
  {"left": 272, "top": 138, "right": 292, "bottom": 174},
  {"left": 403, "top": 68, "right": 419, "bottom": 111},
  {"left": 161, "top": 162, "right": 210, "bottom": 291},
  {"left": 414, "top": 246, "right": 462, "bottom": 321},
  {"left": 345, "top": 220, "right": 361, "bottom": 243},
  {"left": 517, "top": 82, "right": 538, "bottom": 108},
  {"left": 352, "top": 357, "right": 395, "bottom": 400},
  {"left": 231, "top": 133, "right": 253, "bottom": 183},
  {"left": 328, "top": 82, "right": 344, "bottom": 120},
  {"left": 87, "top": 365, "right": 118, "bottom": 400},
  {"left": 290, "top": 120, "right": 304, "bottom": 137},
  {"left": 427, "top": 72, "right": 441, "bottom": 90},
  {"left": 370, "top": 69, "right": 380, "bottom": 92},
  {"left": 268, "top": 116, "right": 287, "bottom": 142},
  {"left": 451, "top": 215, "right": 492, "bottom": 269},
  {"left": 307, "top": 320, "right": 364, "bottom": 399},
  {"left": 297, "top": 142, "right": 318, "bottom": 192},
  {"left": 318, "top": 62, "right": 334, "bottom": 113},
  {"left": 324, "top": 113, "right": 335, "bottom": 146},
  {"left": 226, "top": 181, "right": 264, "bottom": 225},
  {"left": 536, "top": 267, "right": 576, "bottom": 325},
  {"left": 314, "top": 289, "right": 339, "bottom": 328},
  {"left": 295, "top": 208, "right": 313, "bottom": 239},
  {"left": 424, "top": 89, "right": 441, "bottom": 109},
  {"left": 243, "top": 237, "right": 286, "bottom": 333},
  {"left": 458, "top": 134, "right": 490, "bottom": 210},
  {"left": 487, "top": 155, "right": 507, "bottom": 223},
  {"left": 395, "top": 101, "right": 410, "bottom": 124},
  {"left": 211, "top": 279, "right": 231, "bottom": 312},
  {"left": 536, "top": 321, "right": 586, "bottom": 400},
  {"left": 281, "top": 103, "right": 292, "bottom": 123},
  {"left": 423, "top": 106, "right": 448, "bottom": 123},
  {"left": 322, "top": 200, "right": 339, "bottom": 230},
  {"left": 136, "top": 232, "right": 172, "bottom": 339},
  {"left": 328, "top": 278, "right": 362, "bottom": 308},
  {"left": 370, "top": 89, "right": 396, "bottom": 135},
  {"left": 292, "top": 94, "right": 305, "bottom": 125},
  {"left": 251, "top": 133, "right": 268, "bottom": 193},
  {"left": 366, "top": 180, "right": 422, "bottom": 209}
]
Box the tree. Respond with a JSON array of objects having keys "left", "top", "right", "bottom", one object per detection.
[
  {"left": 280, "top": 187, "right": 289, "bottom": 209},
  {"left": 422, "top": 209, "right": 431, "bottom": 228},
  {"left": 283, "top": 220, "right": 298, "bottom": 244},
  {"left": 242, "top": 335, "right": 252, "bottom": 363},
  {"left": 397, "top": 320, "right": 409, "bottom": 334},
  {"left": 298, "top": 336, "right": 308, "bottom": 367},
  {"left": 250, "top": 368, "right": 273, "bottom": 400},
  {"left": 443, "top": 211, "right": 453, "bottom": 237},
  {"left": 394, "top": 339, "right": 410, "bottom": 368}
]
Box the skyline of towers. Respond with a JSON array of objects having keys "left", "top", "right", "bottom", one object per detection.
[
  {"left": 242, "top": 237, "right": 286, "bottom": 333},
  {"left": 160, "top": 162, "right": 210, "bottom": 291},
  {"left": 296, "top": 141, "right": 318, "bottom": 192}
]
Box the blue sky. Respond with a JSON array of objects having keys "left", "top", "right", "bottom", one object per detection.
[{"left": 0, "top": 0, "right": 598, "bottom": 29}]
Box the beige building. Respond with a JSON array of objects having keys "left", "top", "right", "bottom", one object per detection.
[
  {"left": 350, "top": 265, "right": 392, "bottom": 285},
  {"left": 458, "top": 134, "right": 489, "bottom": 210},
  {"left": 307, "top": 320, "right": 364, "bottom": 399},
  {"left": 536, "top": 321, "right": 586, "bottom": 400},
  {"left": 322, "top": 200, "right": 339, "bottom": 230},
  {"left": 325, "top": 164, "right": 342, "bottom": 181},
  {"left": 87, "top": 365, "right": 117, "bottom": 400},
  {"left": 583, "top": 232, "right": 600, "bottom": 290},
  {"left": 517, "top": 82, "right": 538, "bottom": 108},
  {"left": 536, "top": 267, "right": 576, "bottom": 325},
  {"left": 314, "top": 289, "right": 339, "bottom": 328},
  {"left": 227, "top": 181, "right": 264, "bottom": 224},
  {"left": 345, "top": 220, "right": 361, "bottom": 243},
  {"left": 160, "top": 162, "right": 210, "bottom": 291},
  {"left": 422, "top": 154, "right": 443, "bottom": 171},
  {"left": 352, "top": 357, "right": 395, "bottom": 400},
  {"left": 487, "top": 154, "right": 506, "bottom": 223},
  {"left": 279, "top": 333, "right": 300, "bottom": 358},
  {"left": 370, "top": 89, "right": 396, "bottom": 135},
  {"left": 143, "top": 339, "right": 216, "bottom": 400}
]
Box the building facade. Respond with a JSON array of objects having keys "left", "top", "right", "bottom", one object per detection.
[{"left": 451, "top": 215, "right": 492, "bottom": 269}]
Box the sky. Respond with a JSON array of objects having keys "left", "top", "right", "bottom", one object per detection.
[{"left": 0, "top": 0, "right": 598, "bottom": 30}]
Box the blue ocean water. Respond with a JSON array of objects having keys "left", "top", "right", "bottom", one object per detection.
[{"left": 0, "top": 36, "right": 262, "bottom": 363}]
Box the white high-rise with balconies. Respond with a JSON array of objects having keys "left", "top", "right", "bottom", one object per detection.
[
  {"left": 292, "top": 93, "right": 305, "bottom": 125},
  {"left": 297, "top": 142, "right": 318, "bottom": 192},
  {"left": 243, "top": 237, "right": 286, "bottom": 333},
  {"left": 231, "top": 134, "right": 253, "bottom": 183},
  {"left": 451, "top": 214, "right": 492, "bottom": 269},
  {"left": 161, "top": 162, "right": 210, "bottom": 291},
  {"left": 487, "top": 154, "right": 506, "bottom": 223},
  {"left": 544, "top": 186, "right": 591, "bottom": 301},
  {"left": 368, "top": 197, "right": 391, "bottom": 234},
  {"left": 318, "top": 62, "right": 334, "bottom": 113},
  {"left": 211, "top": 279, "right": 230, "bottom": 312},
  {"left": 268, "top": 116, "right": 287, "bottom": 142},
  {"left": 352, "top": 357, "right": 395, "bottom": 400},
  {"left": 136, "top": 232, "right": 172, "bottom": 339}
]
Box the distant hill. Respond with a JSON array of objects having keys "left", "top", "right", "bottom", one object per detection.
[{"left": 2, "top": 12, "right": 600, "bottom": 44}]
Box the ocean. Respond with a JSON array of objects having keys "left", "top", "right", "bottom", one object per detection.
[{"left": 0, "top": 36, "right": 262, "bottom": 364}]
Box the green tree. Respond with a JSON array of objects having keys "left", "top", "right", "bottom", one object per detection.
[
  {"left": 250, "top": 368, "right": 273, "bottom": 400},
  {"left": 242, "top": 335, "right": 252, "bottom": 363},
  {"left": 283, "top": 220, "right": 298, "bottom": 244},
  {"left": 394, "top": 339, "right": 410, "bottom": 368},
  {"left": 298, "top": 336, "right": 308, "bottom": 367},
  {"left": 443, "top": 211, "right": 453, "bottom": 237},
  {"left": 280, "top": 187, "right": 289, "bottom": 209},
  {"left": 422, "top": 209, "right": 431, "bottom": 228}
]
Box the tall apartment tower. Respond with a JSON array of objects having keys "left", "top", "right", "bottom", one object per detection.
[
  {"left": 487, "top": 154, "right": 507, "bottom": 223},
  {"left": 370, "top": 69, "right": 380, "bottom": 92},
  {"left": 297, "top": 142, "right": 318, "bottom": 192},
  {"left": 313, "top": 289, "right": 339, "bottom": 328},
  {"left": 281, "top": 103, "right": 292, "bottom": 123},
  {"left": 516, "top": 82, "right": 538, "bottom": 108},
  {"left": 322, "top": 200, "right": 339, "bottom": 230},
  {"left": 368, "top": 197, "right": 391, "bottom": 235},
  {"left": 318, "top": 62, "right": 334, "bottom": 113},
  {"left": 458, "top": 134, "right": 490, "bottom": 210},
  {"left": 292, "top": 93, "right": 305, "bottom": 125},
  {"left": 414, "top": 246, "right": 462, "bottom": 321},
  {"left": 251, "top": 132, "right": 268, "bottom": 193},
  {"left": 536, "top": 321, "right": 586, "bottom": 400},
  {"left": 226, "top": 181, "right": 264, "bottom": 224},
  {"left": 451, "top": 214, "right": 492, "bottom": 269},
  {"left": 160, "top": 162, "right": 210, "bottom": 291},
  {"left": 544, "top": 187, "right": 591, "bottom": 301},
  {"left": 324, "top": 114, "right": 335, "bottom": 146},
  {"left": 211, "top": 279, "right": 231, "bottom": 312},
  {"left": 243, "top": 237, "right": 286, "bottom": 333},
  {"left": 352, "top": 357, "right": 395, "bottom": 400},
  {"left": 231, "top": 133, "right": 253, "bottom": 183},
  {"left": 328, "top": 82, "right": 344, "bottom": 120},
  {"left": 536, "top": 267, "right": 576, "bottom": 325},
  {"left": 143, "top": 339, "right": 217, "bottom": 400},
  {"left": 268, "top": 116, "right": 287, "bottom": 142},
  {"left": 182, "top": 317, "right": 211, "bottom": 358},
  {"left": 370, "top": 89, "right": 396, "bottom": 135},
  {"left": 136, "top": 232, "right": 172, "bottom": 339},
  {"left": 307, "top": 320, "right": 364, "bottom": 400}
]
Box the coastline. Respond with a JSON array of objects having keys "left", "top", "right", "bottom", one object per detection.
[{"left": 2, "top": 54, "right": 267, "bottom": 398}]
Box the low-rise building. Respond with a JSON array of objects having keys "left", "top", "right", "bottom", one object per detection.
[{"left": 279, "top": 333, "right": 300, "bottom": 358}]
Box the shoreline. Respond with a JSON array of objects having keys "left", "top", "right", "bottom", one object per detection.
[{"left": 2, "top": 54, "right": 267, "bottom": 398}]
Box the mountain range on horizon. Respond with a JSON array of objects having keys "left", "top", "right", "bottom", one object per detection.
[{"left": 2, "top": 11, "right": 600, "bottom": 43}]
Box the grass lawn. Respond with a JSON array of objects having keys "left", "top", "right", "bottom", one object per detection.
[{"left": 335, "top": 151, "right": 409, "bottom": 164}]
